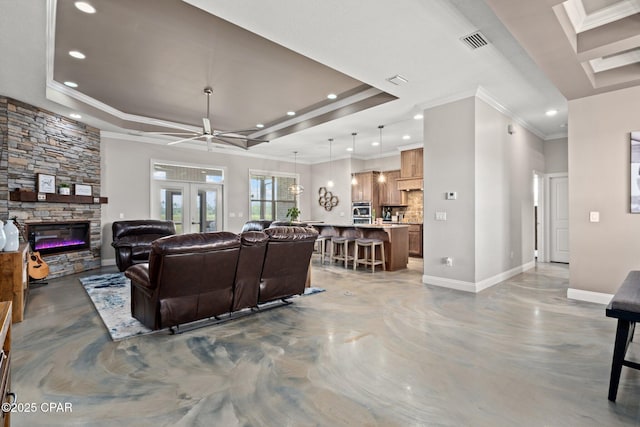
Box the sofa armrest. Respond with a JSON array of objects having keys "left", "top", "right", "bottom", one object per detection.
[{"left": 125, "top": 263, "right": 154, "bottom": 292}]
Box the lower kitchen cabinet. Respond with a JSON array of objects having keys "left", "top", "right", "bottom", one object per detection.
[{"left": 408, "top": 224, "right": 423, "bottom": 257}]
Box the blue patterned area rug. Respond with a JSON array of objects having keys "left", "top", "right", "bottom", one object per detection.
[
  {"left": 79, "top": 273, "right": 153, "bottom": 341},
  {"left": 79, "top": 272, "right": 325, "bottom": 341}
]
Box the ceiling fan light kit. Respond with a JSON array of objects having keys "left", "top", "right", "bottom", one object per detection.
[{"left": 159, "top": 87, "right": 268, "bottom": 150}]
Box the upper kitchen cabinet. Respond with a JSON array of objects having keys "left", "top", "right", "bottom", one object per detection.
[
  {"left": 352, "top": 171, "right": 380, "bottom": 207},
  {"left": 379, "top": 170, "right": 402, "bottom": 206},
  {"left": 398, "top": 148, "right": 423, "bottom": 191}
]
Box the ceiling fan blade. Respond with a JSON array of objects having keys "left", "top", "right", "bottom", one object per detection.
[
  {"left": 167, "top": 135, "right": 204, "bottom": 146},
  {"left": 212, "top": 136, "right": 249, "bottom": 150},
  {"left": 203, "top": 118, "right": 212, "bottom": 134}
]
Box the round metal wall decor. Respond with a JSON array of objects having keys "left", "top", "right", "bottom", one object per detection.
[{"left": 318, "top": 187, "right": 339, "bottom": 211}]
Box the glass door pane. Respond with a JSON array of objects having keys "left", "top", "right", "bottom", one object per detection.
[
  {"left": 158, "top": 185, "right": 187, "bottom": 234},
  {"left": 190, "top": 184, "right": 223, "bottom": 233}
]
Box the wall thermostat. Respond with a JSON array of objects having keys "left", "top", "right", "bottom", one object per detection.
[{"left": 446, "top": 192, "right": 457, "bottom": 200}]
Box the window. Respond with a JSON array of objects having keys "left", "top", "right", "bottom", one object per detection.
[{"left": 249, "top": 171, "right": 297, "bottom": 220}]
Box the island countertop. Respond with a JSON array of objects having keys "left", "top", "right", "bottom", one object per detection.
[
  {"left": 312, "top": 223, "right": 409, "bottom": 271},
  {"left": 312, "top": 223, "right": 409, "bottom": 228}
]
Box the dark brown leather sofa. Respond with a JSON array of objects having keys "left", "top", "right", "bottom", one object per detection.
[
  {"left": 125, "top": 226, "right": 318, "bottom": 330},
  {"left": 111, "top": 220, "right": 176, "bottom": 272},
  {"left": 259, "top": 226, "right": 317, "bottom": 303}
]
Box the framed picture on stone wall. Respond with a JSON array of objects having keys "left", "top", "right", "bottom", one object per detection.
[
  {"left": 37, "top": 173, "right": 56, "bottom": 194},
  {"left": 75, "top": 184, "right": 92, "bottom": 196}
]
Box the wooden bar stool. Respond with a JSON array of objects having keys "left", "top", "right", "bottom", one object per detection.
[
  {"left": 330, "top": 236, "right": 356, "bottom": 268},
  {"left": 314, "top": 235, "right": 330, "bottom": 264},
  {"left": 354, "top": 238, "right": 386, "bottom": 273}
]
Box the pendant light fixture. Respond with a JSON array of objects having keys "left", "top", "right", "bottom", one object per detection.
[
  {"left": 327, "top": 138, "right": 335, "bottom": 188},
  {"left": 351, "top": 132, "right": 358, "bottom": 186},
  {"left": 288, "top": 151, "right": 304, "bottom": 195},
  {"left": 377, "top": 125, "right": 386, "bottom": 183}
]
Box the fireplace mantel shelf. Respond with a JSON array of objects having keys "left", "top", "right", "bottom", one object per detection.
[{"left": 10, "top": 190, "right": 108, "bottom": 204}]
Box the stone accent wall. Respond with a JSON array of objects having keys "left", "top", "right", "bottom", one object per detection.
[
  {"left": 403, "top": 190, "right": 424, "bottom": 223},
  {"left": 0, "top": 96, "right": 102, "bottom": 278}
]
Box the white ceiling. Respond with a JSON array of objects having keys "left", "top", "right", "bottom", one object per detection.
[{"left": 0, "top": 0, "right": 576, "bottom": 164}]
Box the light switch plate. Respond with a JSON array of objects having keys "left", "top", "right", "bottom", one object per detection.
[
  {"left": 589, "top": 211, "right": 600, "bottom": 222},
  {"left": 435, "top": 211, "right": 447, "bottom": 221}
]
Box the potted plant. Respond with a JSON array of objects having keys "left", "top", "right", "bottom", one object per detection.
[
  {"left": 58, "top": 183, "right": 71, "bottom": 195},
  {"left": 286, "top": 207, "right": 301, "bottom": 224}
]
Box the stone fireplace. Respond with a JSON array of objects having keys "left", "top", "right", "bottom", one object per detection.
[{"left": 0, "top": 96, "right": 103, "bottom": 278}]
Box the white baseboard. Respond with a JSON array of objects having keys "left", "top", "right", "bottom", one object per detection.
[
  {"left": 423, "top": 261, "right": 536, "bottom": 293},
  {"left": 422, "top": 275, "right": 477, "bottom": 292},
  {"left": 567, "top": 288, "right": 613, "bottom": 305},
  {"left": 101, "top": 258, "right": 116, "bottom": 267}
]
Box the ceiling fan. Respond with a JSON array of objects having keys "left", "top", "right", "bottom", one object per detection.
[{"left": 149, "top": 87, "right": 268, "bottom": 150}]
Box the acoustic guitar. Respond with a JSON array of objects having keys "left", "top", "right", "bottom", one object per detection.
[{"left": 11, "top": 217, "right": 50, "bottom": 280}]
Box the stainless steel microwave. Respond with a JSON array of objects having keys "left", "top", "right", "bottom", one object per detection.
[{"left": 352, "top": 202, "right": 372, "bottom": 224}]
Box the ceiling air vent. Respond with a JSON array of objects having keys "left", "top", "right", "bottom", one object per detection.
[{"left": 461, "top": 31, "right": 489, "bottom": 50}]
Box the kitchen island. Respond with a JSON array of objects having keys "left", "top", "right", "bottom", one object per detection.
[{"left": 313, "top": 223, "right": 409, "bottom": 271}]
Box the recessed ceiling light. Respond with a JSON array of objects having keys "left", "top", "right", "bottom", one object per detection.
[
  {"left": 327, "top": 93, "right": 337, "bottom": 100},
  {"left": 402, "top": 135, "right": 411, "bottom": 140},
  {"left": 413, "top": 114, "right": 423, "bottom": 120},
  {"left": 256, "top": 123, "right": 264, "bottom": 128},
  {"left": 371, "top": 141, "right": 380, "bottom": 146},
  {"left": 69, "top": 50, "right": 86, "bottom": 59},
  {"left": 70, "top": 113, "right": 82, "bottom": 119},
  {"left": 287, "top": 111, "right": 296, "bottom": 116},
  {"left": 546, "top": 109, "right": 558, "bottom": 117},
  {"left": 64, "top": 81, "right": 78, "bottom": 88},
  {"left": 346, "top": 147, "right": 353, "bottom": 152},
  {"left": 74, "top": 1, "right": 96, "bottom": 13}
]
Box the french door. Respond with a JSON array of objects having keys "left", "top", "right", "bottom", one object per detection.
[{"left": 154, "top": 182, "right": 223, "bottom": 234}]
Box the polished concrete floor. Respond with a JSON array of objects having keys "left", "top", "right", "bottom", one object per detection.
[{"left": 9, "top": 258, "right": 640, "bottom": 426}]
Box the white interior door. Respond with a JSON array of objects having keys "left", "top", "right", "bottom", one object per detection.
[
  {"left": 550, "top": 175, "right": 569, "bottom": 263},
  {"left": 153, "top": 182, "right": 223, "bottom": 234}
]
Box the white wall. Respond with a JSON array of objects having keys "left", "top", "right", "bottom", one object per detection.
[
  {"left": 569, "top": 85, "right": 640, "bottom": 294},
  {"left": 101, "top": 136, "right": 311, "bottom": 260},
  {"left": 310, "top": 157, "right": 353, "bottom": 224},
  {"left": 423, "top": 96, "right": 544, "bottom": 291},
  {"left": 424, "top": 97, "right": 477, "bottom": 283},
  {"left": 544, "top": 137, "right": 568, "bottom": 173},
  {"left": 475, "top": 98, "right": 544, "bottom": 282}
]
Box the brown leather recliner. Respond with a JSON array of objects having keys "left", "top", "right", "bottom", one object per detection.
[
  {"left": 259, "top": 226, "right": 318, "bottom": 304},
  {"left": 125, "top": 232, "right": 242, "bottom": 330},
  {"left": 232, "top": 231, "right": 269, "bottom": 311},
  {"left": 111, "top": 220, "right": 176, "bottom": 272}
]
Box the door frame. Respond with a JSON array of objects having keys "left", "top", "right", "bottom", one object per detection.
[
  {"left": 543, "top": 172, "right": 568, "bottom": 263},
  {"left": 533, "top": 170, "right": 545, "bottom": 262},
  {"left": 150, "top": 159, "right": 227, "bottom": 233}
]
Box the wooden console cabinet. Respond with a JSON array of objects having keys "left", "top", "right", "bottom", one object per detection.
[
  {"left": 0, "top": 302, "right": 11, "bottom": 427},
  {"left": 0, "top": 244, "right": 28, "bottom": 323}
]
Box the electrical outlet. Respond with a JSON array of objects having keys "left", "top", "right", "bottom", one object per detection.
[{"left": 443, "top": 257, "right": 453, "bottom": 266}]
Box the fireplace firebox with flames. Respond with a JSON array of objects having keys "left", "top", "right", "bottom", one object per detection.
[{"left": 27, "top": 221, "right": 90, "bottom": 255}]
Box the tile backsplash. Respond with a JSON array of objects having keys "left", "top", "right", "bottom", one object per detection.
[{"left": 403, "top": 190, "right": 423, "bottom": 223}]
